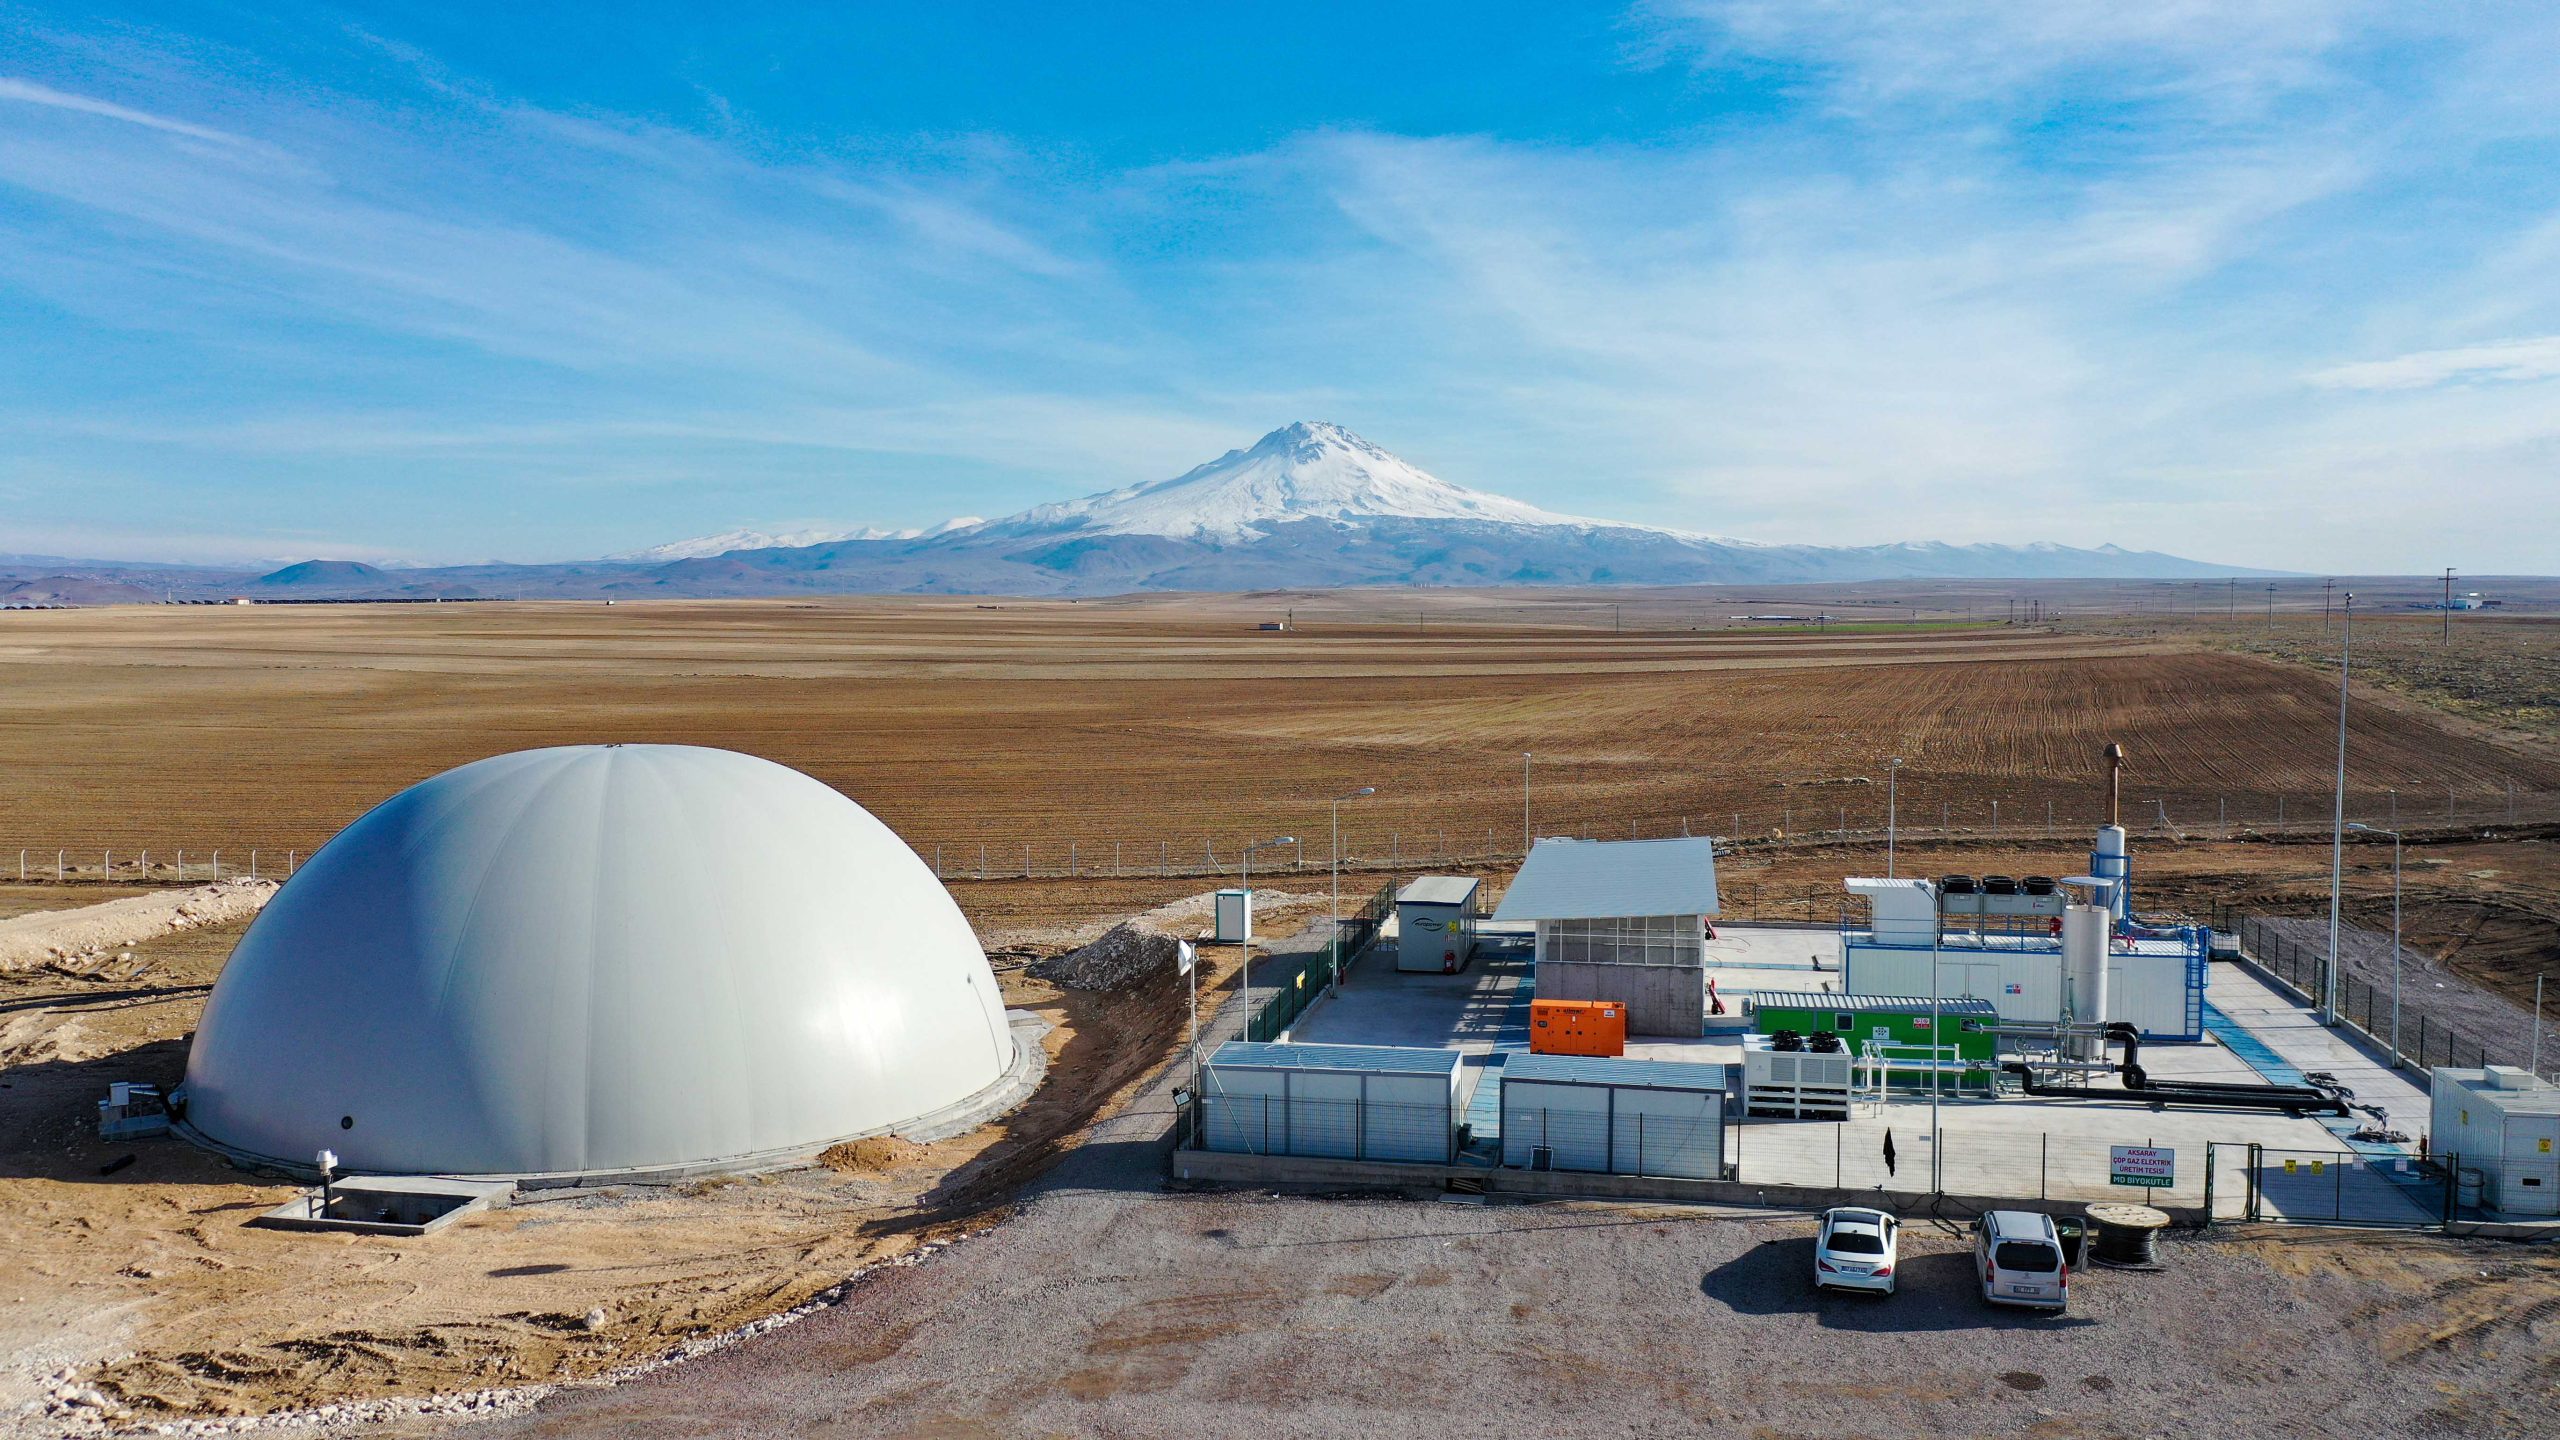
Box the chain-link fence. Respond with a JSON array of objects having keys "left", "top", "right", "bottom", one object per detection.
[
  {"left": 17, "top": 777, "right": 2553, "bottom": 890},
  {"left": 2221, "top": 910, "right": 2556, "bottom": 1083},
  {"left": 2211, "top": 1143, "right": 2468, "bottom": 1227}
]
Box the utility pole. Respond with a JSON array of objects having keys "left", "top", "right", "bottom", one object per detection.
[
  {"left": 2323, "top": 579, "right": 2335, "bottom": 628},
  {"left": 2323, "top": 593, "right": 2354, "bottom": 1024},
  {"left": 2442, "top": 567, "right": 2455, "bottom": 644},
  {"left": 1521, "top": 753, "right": 1533, "bottom": 853},
  {"left": 2264, "top": 584, "right": 2276, "bottom": 632},
  {"left": 1886, "top": 758, "right": 1902, "bottom": 879}
]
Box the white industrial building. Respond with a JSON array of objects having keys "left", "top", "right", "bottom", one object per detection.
[
  {"left": 177, "top": 744, "right": 1022, "bottom": 1181},
  {"left": 2430, "top": 1066, "right": 2560, "bottom": 1216},
  {"left": 1492, "top": 836, "right": 1720, "bottom": 1037},
  {"left": 1839, "top": 825, "right": 2208, "bottom": 1041}
]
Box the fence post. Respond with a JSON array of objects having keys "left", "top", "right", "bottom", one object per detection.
[
  {"left": 2040, "top": 1133, "right": 2048, "bottom": 1199},
  {"left": 1834, "top": 1122, "right": 1843, "bottom": 1188}
]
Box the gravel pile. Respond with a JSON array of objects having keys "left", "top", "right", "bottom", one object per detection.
[
  {"left": 1028, "top": 890, "right": 1326, "bottom": 991},
  {"left": 1030, "top": 921, "right": 1183, "bottom": 991}
]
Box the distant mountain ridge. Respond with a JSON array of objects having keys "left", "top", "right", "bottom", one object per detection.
[{"left": 1, "top": 423, "right": 2279, "bottom": 602}]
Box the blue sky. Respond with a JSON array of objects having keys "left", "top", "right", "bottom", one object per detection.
[{"left": 3, "top": 2, "right": 2556, "bottom": 571}]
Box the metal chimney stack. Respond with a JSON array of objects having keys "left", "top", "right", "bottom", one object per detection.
[{"left": 2104, "top": 743, "right": 2125, "bottom": 828}]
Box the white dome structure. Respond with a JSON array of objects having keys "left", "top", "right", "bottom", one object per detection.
[{"left": 178, "top": 745, "right": 1017, "bottom": 1180}]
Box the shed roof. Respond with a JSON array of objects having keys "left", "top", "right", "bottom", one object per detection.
[
  {"left": 1489, "top": 837, "right": 1719, "bottom": 921},
  {"left": 1752, "top": 992, "right": 2001, "bottom": 1017},
  {"left": 1398, "top": 875, "right": 1481, "bottom": 906},
  {"left": 1499, "top": 1052, "right": 1728, "bottom": 1091},
  {"left": 1205, "top": 1041, "right": 1464, "bottom": 1076}
]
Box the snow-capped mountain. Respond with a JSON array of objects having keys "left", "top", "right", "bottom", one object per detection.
[
  {"left": 15, "top": 424, "right": 2270, "bottom": 600},
  {"left": 614, "top": 516, "right": 984, "bottom": 562},
  {"left": 974, "top": 420, "right": 1623, "bottom": 542}
]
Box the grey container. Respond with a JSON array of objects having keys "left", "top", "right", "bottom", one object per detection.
[
  {"left": 1500, "top": 1052, "right": 1726, "bottom": 1180},
  {"left": 1200, "top": 1041, "right": 1464, "bottom": 1164}
]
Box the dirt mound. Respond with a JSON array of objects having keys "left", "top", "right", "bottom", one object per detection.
[
  {"left": 0, "top": 879, "right": 276, "bottom": 974},
  {"left": 819, "top": 1137, "right": 930, "bottom": 1173}
]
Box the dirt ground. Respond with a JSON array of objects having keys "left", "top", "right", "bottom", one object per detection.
[
  {"left": 0, "top": 882, "right": 1323, "bottom": 1433},
  {"left": 3, "top": 600, "right": 2554, "bottom": 870}
]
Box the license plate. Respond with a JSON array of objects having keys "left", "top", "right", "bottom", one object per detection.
[{"left": 2007, "top": 1285, "right": 2042, "bottom": 1296}]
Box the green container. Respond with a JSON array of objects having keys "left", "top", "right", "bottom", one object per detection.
[{"left": 1750, "top": 991, "right": 2000, "bottom": 1088}]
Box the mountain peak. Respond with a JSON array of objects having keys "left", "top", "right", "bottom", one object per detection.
[{"left": 985, "top": 422, "right": 1614, "bottom": 542}]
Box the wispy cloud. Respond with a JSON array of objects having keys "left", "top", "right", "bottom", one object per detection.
[
  {"left": 2310, "top": 336, "right": 2560, "bottom": 391},
  {"left": 0, "top": 75, "right": 252, "bottom": 145}
]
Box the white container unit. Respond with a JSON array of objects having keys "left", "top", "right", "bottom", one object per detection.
[
  {"left": 1500, "top": 1053, "right": 1725, "bottom": 1179},
  {"left": 1200, "top": 1042, "right": 1463, "bottom": 1165},
  {"left": 1395, "top": 875, "right": 1482, "bottom": 973},
  {"left": 2429, "top": 1066, "right": 2560, "bottom": 1216}
]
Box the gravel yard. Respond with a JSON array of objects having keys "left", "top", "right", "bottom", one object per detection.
[
  {"left": 459, "top": 1180, "right": 2560, "bottom": 1440},
  {"left": 455, "top": 1011, "right": 2560, "bottom": 1440}
]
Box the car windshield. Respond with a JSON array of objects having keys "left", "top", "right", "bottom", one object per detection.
[
  {"left": 1828, "top": 1230, "right": 1885, "bottom": 1255},
  {"left": 1995, "top": 1241, "right": 2061, "bottom": 1273}
]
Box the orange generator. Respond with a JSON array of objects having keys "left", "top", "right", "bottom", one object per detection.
[{"left": 1528, "top": 998, "right": 1626, "bottom": 1057}]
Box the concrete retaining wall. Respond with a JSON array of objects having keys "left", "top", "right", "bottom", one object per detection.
[{"left": 1169, "top": 1145, "right": 2207, "bottom": 1225}]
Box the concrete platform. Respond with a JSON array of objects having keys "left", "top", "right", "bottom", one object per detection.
[{"left": 252, "top": 1176, "right": 516, "bottom": 1236}]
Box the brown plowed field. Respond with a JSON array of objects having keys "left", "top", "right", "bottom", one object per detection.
[{"left": 1, "top": 599, "right": 2553, "bottom": 866}]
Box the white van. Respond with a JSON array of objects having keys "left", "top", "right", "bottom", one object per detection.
[{"left": 1973, "top": 1210, "right": 2068, "bottom": 1310}]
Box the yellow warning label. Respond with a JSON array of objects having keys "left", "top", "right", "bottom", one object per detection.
[
  {"left": 2283, "top": 1159, "right": 2298, "bottom": 1174},
  {"left": 2310, "top": 1160, "right": 2326, "bottom": 1176}
]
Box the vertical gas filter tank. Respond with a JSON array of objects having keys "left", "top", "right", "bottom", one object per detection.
[
  {"left": 2062, "top": 903, "right": 2111, "bottom": 1055},
  {"left": 2090, "top": 825, "right": 2130, "bottom": 920}
]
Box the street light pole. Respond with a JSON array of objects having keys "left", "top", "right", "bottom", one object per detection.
[
  {"left": 2352, "top": 822, "right": 2403, "bottom": 1063},
  {"left": 1928, "top": 878, "right": 1942, "bottom": 1195},
  {"left": 2323, "top": 593, "right": 2354, "bottom": 1024},
  {"left": 1329, "top": 787, "right": 1375, "bottom": 990},
  {"left": 1886, "top": 757, "right": 1902, "bottom": 879},
  {"left": 1521, "top": 752, "right": 1532, "bottom": 853}
]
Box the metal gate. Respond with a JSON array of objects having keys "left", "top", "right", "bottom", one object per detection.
[{"left": 2211, "top": 1142, "right": 2453, "bottom": 1229}]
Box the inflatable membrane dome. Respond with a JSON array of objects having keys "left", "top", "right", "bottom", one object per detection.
[{"left": 178, "top": 745, "right": 1016, "bottom": 1179}]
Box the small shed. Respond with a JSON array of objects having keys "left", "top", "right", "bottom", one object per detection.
[
  {"left": 1492, "top": 837, "right": 1719, "bottom": 1037},
  {"left": 1395, "top": 875, "right": 1482, "bottom": 973},
  {"left": 1499, "top": 1053, "right": 1725, "bottom": 1179},
  {"left": 2430, "top": 1066, "right": 2560, "bottom": 1216},
  {"left": 1199, "top": 1041, "right": 1463, "bottom": 1164}
]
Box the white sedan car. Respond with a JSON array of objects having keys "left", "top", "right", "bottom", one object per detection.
[{"left": 1814, "top": 1206, "right": 1899, "bottom": 1295}]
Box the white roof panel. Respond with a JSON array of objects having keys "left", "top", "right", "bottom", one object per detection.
[{"left": 1490, "top": 837, "right": 1719, "bottom": 921}]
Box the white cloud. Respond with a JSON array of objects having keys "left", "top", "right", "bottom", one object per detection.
[
  {"left": 0, "top": 76, "right": 251, "bottom": 146},
  {"left": 2309, "top": 336, "right": 2560, "bottom": 391}
]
